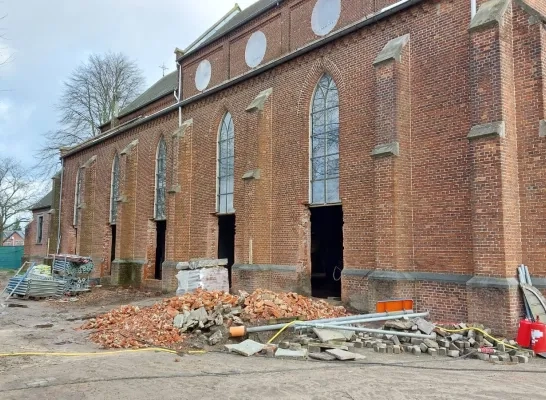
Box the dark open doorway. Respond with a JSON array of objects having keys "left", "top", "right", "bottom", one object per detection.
[
  {"left": 110, "top": 225, "right": 117, "bottom": 265},
  {"left": 155, "top": 221, "right": 166, "bottom": 280},
  {"left": 218, "top": 214, "right": 235, "bottom": 287},
  {"left": 310, "top": 205, "right": 344, "bottom": 298}
]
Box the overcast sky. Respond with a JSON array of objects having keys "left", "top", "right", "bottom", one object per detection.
[{"left": 0, "top": 0, "right": 255, "bottom": 168}]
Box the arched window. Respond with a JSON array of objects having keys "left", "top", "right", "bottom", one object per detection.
[
  {"left": 217, "top": 112, "right": 234, "bottom": 214},
  {"left": 73, "top": 168, "right": 83, "bottom": 226},
  {"left": 310, "top": 74, "right": 340, "bottom": 204},
  {"left": 155, "top": 137, "right": 167, "bottom": 220},
  {"left": 110, "top": 154, "right": 120, "bottom": 224}
]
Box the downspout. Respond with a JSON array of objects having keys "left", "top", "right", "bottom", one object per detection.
[
  {"left": 56, "top": 158, "right": 64, "bottom": 254},
  {"left": 174, "top": 60, "right": 183, "bottom": 127},
  {"left": 471, "top": 0, "right": 476, "bottom": 18}
]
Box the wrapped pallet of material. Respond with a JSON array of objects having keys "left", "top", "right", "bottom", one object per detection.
[{"left": 175, "top": 259, "right": 229, "bottom": 295}]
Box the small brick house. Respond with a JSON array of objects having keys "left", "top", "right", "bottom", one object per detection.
[
  {"left": 56, "top": 0, "right": 546, "bottom": 334},
  {"left": 2, "top": 231, "right": 25, "bottom": 247}
]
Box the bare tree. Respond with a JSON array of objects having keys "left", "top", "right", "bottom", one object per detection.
[
  {"left": 0, "top": 157, "right": 39, "bottom": 241},
  {"left": 37, "top": 52, "right": 145, "bottom": 176}
]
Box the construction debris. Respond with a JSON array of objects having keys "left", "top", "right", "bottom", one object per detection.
[{"left": 81, "top": 289, "right": 348, "bottom": 349}]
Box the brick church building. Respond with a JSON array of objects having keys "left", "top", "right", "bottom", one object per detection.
[{"left": 56, "top": 0, "right": 546, "bottom": 334}]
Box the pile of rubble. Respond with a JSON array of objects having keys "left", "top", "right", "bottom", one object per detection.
[
  {"left": 81, "top": 289, "right": 347, "bottom": 349},
  {"left": 227, "top": 316, "right": 534, "bottom": 364}
]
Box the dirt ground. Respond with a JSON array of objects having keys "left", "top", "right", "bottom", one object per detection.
[{"left": 1, "top": 288, "right": 545, "bottom": 400}]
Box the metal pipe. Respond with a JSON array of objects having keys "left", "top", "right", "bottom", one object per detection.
[
  {"left": 298, "top": 323, "right": 435, "bottom": 339},
  {"left": 317, "top": 311, "right": 428, "bottom": 326},
  {"left": 247, "top": 310, "right": 416, "bottom": 333}
]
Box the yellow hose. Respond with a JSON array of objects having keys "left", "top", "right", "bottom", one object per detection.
[
  {"left": 437, "top": 327, "right": 518, "bottom": 350},
  {"left": 0, "top": 347, "right": 178, "bottom": 357},
  {"left": 267, "top": 320, "right": 298, "bottom": 344}
]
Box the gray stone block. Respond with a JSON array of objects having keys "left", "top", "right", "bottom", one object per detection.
[
  {"left": 511, "top": 355, "right": 519, "bottom": 363},
  {"left": 308, "top": 345, "right": 321, "bottom": 353},
  {"left": 386, "top": 345, "right": 393, "bottom": 354},
  {"left": 498, "top": 353, "right": 510, "bottom": 362},
  {"left": 412, "top": 346, "right": 422, "bottom": 355},
  {"left": 438, "top": 348, "right": 447, "bottom": 356},
  {"left": 478, "top": 353, "right": 490, "bottom": 361},
  {"left": 489, "top": 355, "right": 499, "bottom": 362},
  {"left": 420, "top": 343, "right": 428, "bottom": 353},
  {"left": 393, "top": 345, "right": 401, "bottom": 354},
  {"left": 449, "top": 342, "right": 461, "bottom": 351},
  {"left": 428, "top": 348, "right": 438, "bottom": 356},
  {"left": 411, "top": 338, "right": 424, "bottom": 346},
  {"left": 416, "top": 318, "right": 436, "bottom": 335},
  {"left": 517, "top": 355, "right": 529, "bottom": 363},
  {"left": 228, "top": 340, "right": 265, "bottom": 357},
  {"left": 447, "top": 350, "right": 460, "bottom": 358},
  {"left": 373, "top": 34, "right": 410, "bottom": 65},
  {"left": 497, "top": 343, "right": 506, "bottom": 352},
  {"left": 424, "top": 339, "right": 439, "bottom": 349},
  {"left": 469, "top": 0, "right": 511, "bottom": 31},
  {"left": 275, "top": 348, "right": 308, "bottom": 358},
  {"left": 309, "top": 352, "right": 336, "bottom": 361},
  {"left": 289, "top": 343, "right": 302, "bottom": 351}
]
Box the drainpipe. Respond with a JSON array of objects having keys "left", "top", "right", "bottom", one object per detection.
[
  {"left": 56, "top": 158, "right": 64, "bottom": 254},
  {"left": 174, "top": 60, "right": 183, "bottom": 127},
  {"left": 471, "top": 0, "right": 476, "bottom": 18}
]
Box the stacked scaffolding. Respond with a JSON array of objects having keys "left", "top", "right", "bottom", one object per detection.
[{"left": 52, "top": 254, "right": 94, "bottom": 295}]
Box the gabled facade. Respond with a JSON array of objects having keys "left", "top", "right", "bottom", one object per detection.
[{"left": 57, "top": 0, "right": 546, "bottom": 335}]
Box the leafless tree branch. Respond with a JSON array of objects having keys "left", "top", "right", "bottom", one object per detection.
[{"left": 35, "top": 52, "right": 145, "bottom": 177}]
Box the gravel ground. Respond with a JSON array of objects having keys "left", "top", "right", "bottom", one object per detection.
[{"left": 1, "top": 293, "right": 545, "bottom": 400}]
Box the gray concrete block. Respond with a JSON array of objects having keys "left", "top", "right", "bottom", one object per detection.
[
  {"left": 424, "top": 339, "right": 439, "bottom": 349},
  {"left": 497, "top": 343, "right": 506, "bottom": 352},
  {"left": 478, "top": 353, "right": 490, "bottom": 361},
  {"left": 412, "top": 346, "right": 422, "bottom": 355},
  {"left": 289, "top": 343, "right": 302, "bottom": 351},
  {"left": 517, "top": 355, "right": 529, "bottom": 363},
  {"left": 309, "top": 352, "right": 337, "bottom": 361},
  {"left": 511, "top": 355, "right": 519, "bottom": 363},
  {"left": 449, "top": 342, "right": 461, "bottom": 351},
  {"left": 447, "top": 350, "right": 460, "bottom": 358},
  {"left": 416, "top": 318, "right": 436, "bottom": 335},
  {"left": 308, "top": 345, "right": 321, "bottom": 353},
  {"left": 275, "top": 348, "right": 308, "bottom": 358},
  {"left": 393, "top": 345, "right": 401, "bottom": 354},
  {"left": 386, "top": 345, "right": 393, "bottom": 354},
  {"left": 229, "top": 340, "right": 265, "bottom": 357},
  {"left": 489, "top": 355, "right": 499, "bottom": 362},
  {"left": 420, "top": 343, "right": 428, "bottom": 353},
  {"left": 325, "top": 349, "right": 359, "bottom": 361},
  {"left": 279, "top": 341, "right": 290, "bottom": 349},
  {"left": 428, "top": 348, "right": 438, "bottom": 356},
  {"left": 498, "top": 353, "right": 510, "bottom": 362},
  {"left": 411, "top": 338, "right": 424, "bottom": 346},
  {"left": 438, "top": 348, "right": 447, "bottom": 356},
  {"left": 353, "top": 341, "right": 363, "bottom": 348}
]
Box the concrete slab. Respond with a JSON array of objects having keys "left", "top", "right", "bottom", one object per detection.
[
  {"left": 313, "top": 328, "right": 353, "bottom": 343},
  {"left": 325, "top": 349, "right": 365, "bottom": 361},
  {"left": 309, "top": 352, "right": 337, "bottom": 361},
  {"left": 275, "top": 348, "right": 307, "bottom": 358},
  {"left": 228, "top": 340, "right": 264, "bottom": 357}
]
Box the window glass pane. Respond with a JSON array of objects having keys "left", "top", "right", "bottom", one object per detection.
[
  {"left": 227, "top": 176, "right": 234, "bottom": 193},
  {"left": 326, "top": 107, "right": 339, "bottom": 124},
  {"left": 326, "top": 131, "right": 339, "bottom": 155},
  {"left": 312, "top": 158, "right": 325, "bottom": 180},
  {"left": 220, "top": 177, "right": 228, "bottom": 195},
  {"left": 326, "top": 156, "right": 339, "bottom": 178},
  {"left": 312, "top": 181, "right": 325, "bottom": 204},
  {"left": 312, "top": 136, "right": 325, "bottom": 157},
  {"left": 228, "top": 139, "right": 234, "bottom": 157},
  {"left": 219, "top": 195, "right": 226, "bottom": 214},
  {"left": 227, "top": 194, "right": 234, "bottom": 212},
  {"left": 326, "top": 178, "right": 340, "bottom": 203}
]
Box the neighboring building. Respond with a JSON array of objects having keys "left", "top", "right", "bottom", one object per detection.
[
  {"left": 2, "top": 231, "right": 25, "bottom": 247},
  {"left": 24, "top": 173, "right": 61, "bottom": 264},
  {"left": 57, "top": 0, "right": 546, "bottom": 335}
]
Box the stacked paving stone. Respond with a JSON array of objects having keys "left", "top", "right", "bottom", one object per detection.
[{"left": 256, "top": 318, "right": 534, "bottom": 363}]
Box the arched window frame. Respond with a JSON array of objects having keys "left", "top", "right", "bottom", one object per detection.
[
  {"left": 110, "top": 153, "right": 120, "bottom": 224},
  {"left": 154, "top": 137, "right": 167, "bottom": 220},
  {"left": 310, "top": 74, "right": 340, "bottom": 205},
  {"left": 217, "top": 112, "right": 235, "bottom": 214},
  {"left": 73, "top": 167, "right": 83, "bottom": 226}
]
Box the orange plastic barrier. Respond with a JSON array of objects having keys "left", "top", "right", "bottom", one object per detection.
[{"left": 376, "top": 299, "right": 414, "bottom": 313}]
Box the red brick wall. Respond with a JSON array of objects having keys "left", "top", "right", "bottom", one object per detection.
[
  {"left": 57, "top": 0, "right": 546, "bottom": 333},
  {"left": 24, "top": 209, "right": 51, "bottom": 261}
]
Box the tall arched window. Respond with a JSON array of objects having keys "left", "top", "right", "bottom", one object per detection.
[
  {"left": 110, "top": 154, "right": 120, "bottom": 224},
  {"left": 310, "top": 74, "right": 340, "bottom": 204},
  {"left": 155, "top": 137, "right": 167, "bottom": 220},
  {"left": 217, "top": 112, "right": 234, "bottom": 214},
  {"left": 73, "top": 168, "right": 83, "bottom": 226}
]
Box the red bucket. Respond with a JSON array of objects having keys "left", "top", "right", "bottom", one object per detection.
[
  {"left": 531, "top": 322, "right": 546, "bottom": 354},
  {"left": 517, "top": 319, "right": 532, "bottom": 348}
]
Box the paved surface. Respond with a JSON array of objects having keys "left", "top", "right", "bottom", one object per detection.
[{"left": 1, "top": 294, "right": 545, "bottom": 400}]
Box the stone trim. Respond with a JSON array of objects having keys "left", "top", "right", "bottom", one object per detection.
[
  {"left": 515, "top": 0, "right": 546, "bottom": 24},
  {"left": 469, "top": 0, "right": 510, "bottom": 31},
  {"left": 246, "top": 88, "right": 273, "bottom": 112},
  {"left": 172, "top": 119, "right": 193, "bottom": 139},
  {"left": 467, "top": 121, "right": 505, "bottom": 140},
  {"left": 539, "top": 120, "right": 546, "bottom": 138},
  {"left": 168, "top": 184, "right": 181, "bottom": 194},
  {"left": 371, "top": 142, "right": 400, "bottom": 157},
  {"left": 342, "top": 268, "right": 373, "bottom": 277},
  {"left": 466, "top": 276, "right": 519, "bottom": 288},
  {"left": 121, "top": 139, "right": 139, "bottom": 155},
  {"left": 81, "top": 155, "right": 97, "bottom": 168},
  {"left": 232, "top": 264, "right": 298, "bottom": 273},
  {"left": 242, "top": 169, "right": 261, "bottom": 180},
  {"left": 532, "top": 278, "right": 546, "bottom": 289},
  {"left": 112, "top": 259, "right": 147, "bottom": 265},
  {"left": 342, "top": 269, "right": 472, "bottom": 284},
  {"left": 373, "top": 34, "right": 410, "bottom": 66}
]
